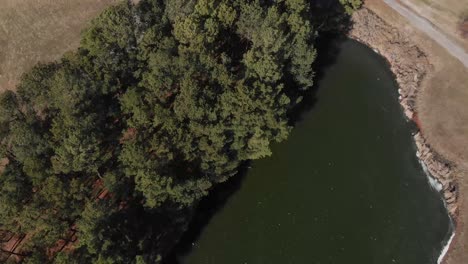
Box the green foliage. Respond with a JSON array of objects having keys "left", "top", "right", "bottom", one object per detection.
[
  {"left": 0, "top": 0, "right": 356, "bottom": 262},
  {"left": 339, "top": 0, "right": 362, "bottom": 14}
]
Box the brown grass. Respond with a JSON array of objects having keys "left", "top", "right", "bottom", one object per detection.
[{"left": 0, "top": 0, "right": 118, "bottom": 92}]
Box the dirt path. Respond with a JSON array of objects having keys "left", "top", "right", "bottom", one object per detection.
[{"left": 384, "top": 0, "right": 468, "bottom": 68}]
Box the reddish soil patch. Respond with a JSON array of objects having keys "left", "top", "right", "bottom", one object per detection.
[
  {"left": 47, "top": 230, "right": 77, "bottom": 258},
  {"left": 459, "top": 21, "right": 468, "bottom": 39},
  {"left": 120, "top": 127, "right": 137, "bottom": 143},
  {"left": 0, "top": 233, "right": 27, "bottom": 262},
  {"left": 412, "top": 112, "right": 423, "bottom": 133}
]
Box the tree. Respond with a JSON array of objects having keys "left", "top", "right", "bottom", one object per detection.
[{"left": 0, "top": 0, "right": 360, "bottom": 262}]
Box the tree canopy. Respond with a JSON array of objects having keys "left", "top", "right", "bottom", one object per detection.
[{"left": 0, "top": 0, "right": 360, "bottom": 263}]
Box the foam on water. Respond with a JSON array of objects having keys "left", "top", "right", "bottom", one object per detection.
[
  {"left": 417, "top": 155, "right": 454, "bottom": 264},
  {"left": 437, "top": 231, "right": 455, "bottom": 264},
  {"left": 419, "top": 160, "right": 443, "bottom": 192}
]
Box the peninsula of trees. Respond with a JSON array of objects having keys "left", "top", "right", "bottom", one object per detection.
[{"left": 0, "top": 0, "right": 360, "bottom": 263}]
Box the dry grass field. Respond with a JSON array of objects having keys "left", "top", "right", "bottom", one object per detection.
[
  {"left": 0, "top": 0, "right": 117, "bottom": 92},
  {"left": 400, "top": 0, "right": 468, "bottom": 51}
]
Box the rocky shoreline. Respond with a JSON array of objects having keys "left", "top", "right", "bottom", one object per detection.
[{"left": 349, "top": 8, "right": 458, "bottom": 217}]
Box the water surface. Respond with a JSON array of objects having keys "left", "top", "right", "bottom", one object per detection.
[{"left": 176, "top": 39, "right": 450, "bottom": 264}]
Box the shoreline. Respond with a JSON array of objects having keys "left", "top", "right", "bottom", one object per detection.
[{"left": 349, "top": 7, "right": 459, "bottom": 263}]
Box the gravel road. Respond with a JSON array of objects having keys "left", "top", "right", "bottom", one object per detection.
[{"left": 384, "top": 0, "right": 468, "bottom": 68}]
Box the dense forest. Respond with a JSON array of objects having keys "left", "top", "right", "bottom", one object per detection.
[{"left": 0, "top": 0, "right": 360, "bottom": 263}]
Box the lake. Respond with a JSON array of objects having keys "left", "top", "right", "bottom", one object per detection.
[{"left": 172, "top": 39, "right": 451, "bottom": 264}]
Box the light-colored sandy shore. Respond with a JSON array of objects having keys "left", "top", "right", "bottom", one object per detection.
[{"left": 351, "top": 1, "right": 468, "bottom": 263}]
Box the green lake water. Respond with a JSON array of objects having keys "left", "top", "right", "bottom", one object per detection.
[{"left": 174, "top": 39, "right": 451, "bottom": 264}]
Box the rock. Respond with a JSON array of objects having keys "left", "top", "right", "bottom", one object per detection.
[
  {"left": 446, "top": 195, "right": 457, "bottom": 204},
  {"left": 439, "top": 178, "right": 451, "bottom": 186},
  {"left": 404, "top": 109, "right": 413, "bottom": 119},
  {"left": 444, "top": 190, "right": 454, "bottom": 200},
  {"left": 449, "top": 205, "right": 458, "bottom": 216}
]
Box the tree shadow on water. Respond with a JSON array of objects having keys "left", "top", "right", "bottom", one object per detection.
[
  {"left": 164, "top": 2, "right": 356, "bottom": 263},
  {"left": 163, "top": 164, "right": 250, "bottom": 264},
  {"left": 288, "top": 0, "right": 357, "bottom": 126},
  {"left": 288, "top": 33, "right": 349, "bottom": 126},
  {"left": 164, "top": 37, "right": 350, "bottom": 263}
]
